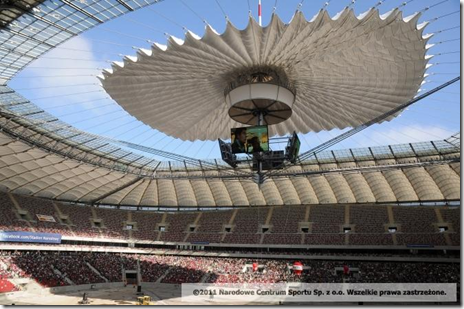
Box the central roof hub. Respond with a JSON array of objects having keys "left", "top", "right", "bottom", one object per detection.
[{"left": 224, "top": 67, "right": 295, "bottom": 125}]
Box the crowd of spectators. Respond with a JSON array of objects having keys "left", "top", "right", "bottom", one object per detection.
[
  {"left": 160, "top": 255, "right": 207, "bottom": 284},
  {"left": 52, "top": 253, "right": 105, "bottom": 285},
  {"left": 138, "top": 255, "right": 172, "bottom": 282},
  {"left": 1, "top": 251, "right": 67, "bottom": 287},
  {"left": 206, "top": 258, "right": 289, "bottom": 284},
  {"left": 0, "top": 254, "right": 25, "bottom": 279},
  {"left": 0, "top": 251, "right": 459, "bottom": 292}
]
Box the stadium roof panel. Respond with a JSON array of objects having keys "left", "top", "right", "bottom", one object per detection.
[
  {"left": 0, "top": 0, "right": 161, "bottom": 84},
  {"left": 101, "top": 9, "right": 429, "bottom": 141},
  {"left": 0, "top": 124, "right": 459, "bottom": 207},
  {"left": 0, "top": 0, "right": 45, "bottom": 29},
  {"left": 0, "top": 82, "right": 459, "bottom": 175}
]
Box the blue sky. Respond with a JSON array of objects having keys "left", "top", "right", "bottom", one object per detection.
[{"left": 8, "top": 0, "right": 461, "bottom": 161}]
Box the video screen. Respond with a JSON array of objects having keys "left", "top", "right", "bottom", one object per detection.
[
  {"left": 231, "top": 125, "right": 269, "bottom": 154},
  {"left": 291, "top": 132, "right": 300, "bottom": 158},
  {"left": 287, "top": 132, "right": 300, "bottom": 163}
]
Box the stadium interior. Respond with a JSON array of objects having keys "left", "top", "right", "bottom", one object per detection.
[{"left": 0, "top": 0, "right": 460, "bottom": 306}]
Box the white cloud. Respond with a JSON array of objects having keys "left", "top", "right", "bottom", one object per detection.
[{"left": 14, "top": 36, "right": 111, "bottom": 118}]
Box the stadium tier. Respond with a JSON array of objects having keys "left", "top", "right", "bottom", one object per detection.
[
  {"left": 0, "top": 251, "right": 459, "bottom": 287},
  {"left": 0, "top": 191, "right": 459, "bottom": 248}
]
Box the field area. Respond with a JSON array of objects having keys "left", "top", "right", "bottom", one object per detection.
[{"left": 0, "top": 284, "right": 274, "bottom": 306}]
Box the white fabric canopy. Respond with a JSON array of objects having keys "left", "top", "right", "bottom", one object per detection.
[{"left": 100, "top": 8, "right": 429, "bottom": 141}]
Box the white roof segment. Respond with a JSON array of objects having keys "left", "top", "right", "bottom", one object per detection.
[
  {"left": 0, "top": 130, "right": 459, "bottom": 207},
  {"left": 101, "top": 9, "right": 429, "bottom": 141}
]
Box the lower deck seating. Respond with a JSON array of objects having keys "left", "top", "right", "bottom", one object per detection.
[
  {"left": 0, "top": 279, "right": 18, "bottom": 293},
  {"left": 0, "top": 251, "right": 458, "bottom": 288}
]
